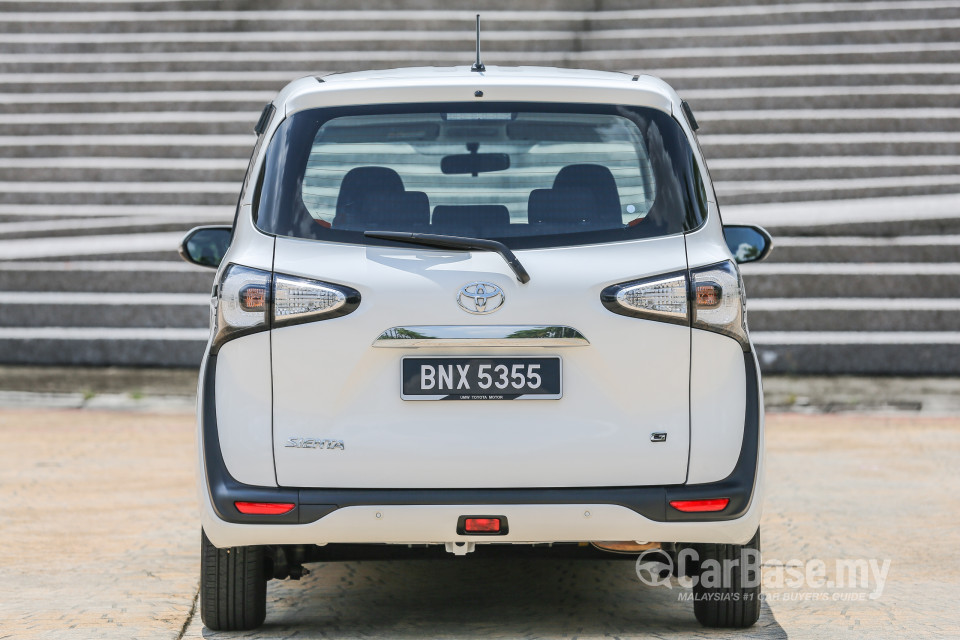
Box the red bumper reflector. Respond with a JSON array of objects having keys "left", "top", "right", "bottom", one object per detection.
[
  {"left": 463, "top": 517, "right": 501, "bottom": 533},
  {"left": 234, "top": 501, "right": 295, "bottom": 515},
  {"left": 669, "top": 498, "right": 730, "bottom": 513}
]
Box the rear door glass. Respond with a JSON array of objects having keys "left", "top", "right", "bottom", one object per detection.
[{"left": 256, "top": 103, "right": 706, "bottom": 249}]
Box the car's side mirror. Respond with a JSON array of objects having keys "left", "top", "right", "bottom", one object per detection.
[
  {"left": 723, "top": 224, "right": 773, "bottom": 264},
  {"left": 179, "top": 225, "right": 232, "bottom": 268}
]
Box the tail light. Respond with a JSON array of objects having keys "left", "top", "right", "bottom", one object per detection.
[
  {"left": 211, "top": 264, "right": 360, "bottom": 352},
  {"left": 669, "top": 498, "right": 729, "bottom": 513},
  {"left": 690, "top": 261, "right": 748, "bottom": 346},
  {"left": 234, "top": 501, "right": 295, "bottom": 515},
  {"left": 213, "top": 265, "right": 271, "bottom": 350},
  {"left": 601, "top": 260, "right": 749, "bottom": 347},
  {"left": 600, "top": 270, "right": 688, "bottom": 326}
]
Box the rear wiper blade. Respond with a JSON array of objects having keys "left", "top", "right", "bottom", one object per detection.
[{"left": 364, "top": 231, "right": 531, "bottom": 284}]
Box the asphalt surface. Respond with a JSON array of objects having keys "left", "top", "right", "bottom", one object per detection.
[{"left": 1, "top": 409, "right": 958, "bottom": 639}]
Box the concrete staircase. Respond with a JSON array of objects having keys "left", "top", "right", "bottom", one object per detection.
[{"left": 1, "top": 0, "right": 958, "bottom": 373}]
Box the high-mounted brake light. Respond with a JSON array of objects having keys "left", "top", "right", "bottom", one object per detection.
[
  {"left": 669, "top": 498, "right": 729, "bottom": 513},
  {"left": 234, "top": 501, "right": 295, "bottom": 515}
]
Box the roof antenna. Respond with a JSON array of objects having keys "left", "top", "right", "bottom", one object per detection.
[{"left": 471, "top": 14, "right": 485, "bottom": 72}]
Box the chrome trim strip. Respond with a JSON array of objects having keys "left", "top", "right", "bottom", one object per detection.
[{"left": 373, "top": 325, "right": 589, "bottom": 348}]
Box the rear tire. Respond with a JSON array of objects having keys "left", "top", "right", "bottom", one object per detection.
[
  {"left": 691, "top": 529, "right": 761, "bottom": 628},
  {"left": 200, "top": 530, "right": 268, "bottom": 631}
]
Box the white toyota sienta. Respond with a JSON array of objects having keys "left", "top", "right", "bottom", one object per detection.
[{"left": 179, "top": 64, "right": 773, "bottom": 631}]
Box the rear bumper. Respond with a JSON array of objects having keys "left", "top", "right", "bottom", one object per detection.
[{"left": 198, "top": 352, "right": 763, "bottom": 547}]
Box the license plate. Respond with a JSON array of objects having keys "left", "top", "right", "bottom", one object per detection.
[{"left": 401, "top": 357, "right": 562, "bottom": 400}]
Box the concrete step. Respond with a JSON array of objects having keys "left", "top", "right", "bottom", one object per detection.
[
  {"left": 2, "top": 20, "right": 957, "bottom": 54},
  {"left": 5, "top": 0, "right": 921, "bottom": 10},
  {"left": 9, "top": 4, "right": 960, "bottom": 32},
  {"left": 661, "top": 68, "right": 960, "bottom": 92},
  {"left": 0, "top": 163, "right": 245, "bottom": 184},
  {"left": 0, "top": 91, "right": 272, "bottom": 115},
  {"left": 687, "top": 86, "right": 960, "bottom": 111},
  {"left": 765, "top": 217, "right": 960, "bottom": 239},
  {"left": 0, "top": 233, "right": 211, "bottom": 261},
  {"left": 0, "top": 328, "right": 206, "bottom": 366},
  {"left": 6, "top": 251, "right": 184, "bottom": 262},
  {"left": 697, "top": 108, "right": 960, "bottom": 135},
  {"left": 741, "top": 263, "right": 960, "bottom": 298},
  {"left": 754, "top": 335, "right": 960, "bottom": 375},
  {"left": 699, "top": 132, "right": 960, "bottom": 158},
  {"left": 0, "top": 203, "right": 232, "bottom": 221},
  {"left": 0, "top": 261, "right": 214, "bottom": 293},
  {"left": 0, "top": 183, "right": 236, "bottom": 206},
  {"left": 5, "top": 43, "right": 960, "bottom": 74},
  {"left": 0, "top": 133, "right": 255, "bottom": 157},
  {"left": 716, "top": 177, "right": 960, "bottom": 206},
  {"left": 4, "top": 63, "right": 960, "bottom": 90},
  {"left": 0, "top": 292, "right": 208, "bottom": 328},
  {"left": 765, "top": 235, "right": 960, "bottom": 263},
  {"left": 710, "top": 156, "right": 960, "bottom": 182},
  {"left": 748, "top": 299, "right": 960, "bottom": 332},
  {"left": 723, "top": 194, "right": 960, "bottom": 237},
  {"left": 0, "top": 0, "right": 595, "bottom": 14},
  {"left": 0, "top": 216, "right": 221, "bottom": 241},
  {"left": 0, "top": 119, "right": 254, "bottom": 137}
]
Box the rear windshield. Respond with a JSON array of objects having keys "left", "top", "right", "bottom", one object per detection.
[{"left": 255, "top": 102, "right": 706, "bottom": 249}]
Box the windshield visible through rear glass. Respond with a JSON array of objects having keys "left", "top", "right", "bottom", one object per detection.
[{"left": 255, "top": 103, "right": 706, "bottom": 249}]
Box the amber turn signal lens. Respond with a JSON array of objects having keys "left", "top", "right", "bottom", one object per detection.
[
  {"left": 695, "top": 284, "right": 721, "bottom": 308},
  {"left": 239, "top": 285, "right": 267, "bottom": 311}
]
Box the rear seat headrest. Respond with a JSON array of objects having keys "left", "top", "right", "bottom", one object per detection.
[
  {"left": 333, "top": 166, "right": 429, "bottom": 230},
  {"left": 527, "top": 164, "right": 623, "bottom": 229},
  {"left": 552, "top": 164, "right": 622, "bottom": 225}
]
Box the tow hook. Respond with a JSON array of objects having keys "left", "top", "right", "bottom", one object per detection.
[{"left": 444, "top": 541, "right": 476, "bottom": 556}]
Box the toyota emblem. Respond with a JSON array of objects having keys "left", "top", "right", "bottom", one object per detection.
[{"left": 457, "top": 282, "right": 505, "bottom": 314}]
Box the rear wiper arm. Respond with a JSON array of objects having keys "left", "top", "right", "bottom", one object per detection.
[{"left": 364, "top": 231, "right": 531, "bottom": 284}]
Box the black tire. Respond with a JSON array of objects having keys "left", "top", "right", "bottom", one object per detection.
[
  {"left": 200, "top": 529, "right": 268, "bottom": 631},
  {"left": 691, "top": 529, "right": 761, "bottom": 628}
]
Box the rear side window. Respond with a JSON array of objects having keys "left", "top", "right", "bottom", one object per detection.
[{"left": 256, "top": 102, "right": 706, "bottom": 249}]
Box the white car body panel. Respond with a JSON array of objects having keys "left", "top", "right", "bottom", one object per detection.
[
  {"left": 215, "top": 333, "right": 276, "bottom": 487},
  {"left": 199, "top": 486, "right": 764, "bottom": 550},
  {"left": 687, "top": 330, "right": 747, "bottom": 484},
  {"left": 271, "top": 235, "right": 691, "bottom": 488}
]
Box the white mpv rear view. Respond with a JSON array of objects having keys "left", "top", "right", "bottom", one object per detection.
[{"left": 179, "top": 65, "right": 772, "bottom": 632}]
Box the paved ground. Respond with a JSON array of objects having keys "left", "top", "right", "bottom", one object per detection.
[{"left": 1, "top": 409, "right": 958, "bottom": 639}]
